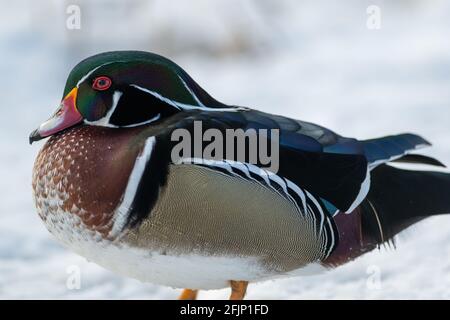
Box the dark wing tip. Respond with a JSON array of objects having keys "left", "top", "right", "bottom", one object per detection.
[
  {"left": 392, "top": 154, "right": 447, "bottom": 168},
  {"left": 402, "top": 133, "right": 432, "bottom": 147}
]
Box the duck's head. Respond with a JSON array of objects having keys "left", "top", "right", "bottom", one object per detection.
[{"left": 29, "top": 51, "right": 229, "bottom": 144}]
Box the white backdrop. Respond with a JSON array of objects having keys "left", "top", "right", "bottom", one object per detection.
[{"left": 0, "top": 0, "right": 449, "bottom": 299}]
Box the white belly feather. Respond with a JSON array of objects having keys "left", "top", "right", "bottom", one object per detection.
[{"left": 39, "top": 203, "right": 325, "bottom": 289}]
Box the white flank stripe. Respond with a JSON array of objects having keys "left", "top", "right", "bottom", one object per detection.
[
  {"left": 268, "top": 173, "right": 289, "bottom": 195},
  {"left": 245, "top": 162, "right": 271, "bottom": 186},
  {"left": 109, "top": 136, "right": 156, "bottom": 237},
  {"left": 286, "top": 180, "right": 309, "bottom": 218},
  {"left": 306, "top": 190, "right": 325, "bottom": 237},
  {"left": 325, "top": 218, "right": 336, "bottom": 257},
  {"left": 180, "top": 158, "right": 234, "bottom": 175},
  {"left": 321, "top": 221, "right": 328, "bottom": 255},
  {"left": 345, "top": 167, "right": 371, "bottom": 213},
  {"left": 230, "top": 162, "right": 252, "bottom": 179},
  {"left": 307, "top": 204, "right": 318, "bottom": 237}
]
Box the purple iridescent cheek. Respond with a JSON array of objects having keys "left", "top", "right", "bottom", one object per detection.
[{"left": 77, "top": 94, "right": 107, "bottom": 121}]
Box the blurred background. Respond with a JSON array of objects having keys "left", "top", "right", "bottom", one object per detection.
[{"left": 1, "top": 0, "right": 449, "bottom": 299}]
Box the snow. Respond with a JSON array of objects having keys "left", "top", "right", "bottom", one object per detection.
[{"left": 0, "top": 0, "right": 449, "bottom": 299}]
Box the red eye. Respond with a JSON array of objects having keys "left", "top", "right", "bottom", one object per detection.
[{"left": 92, "top": 76, "right": 112, "bottom": 91}]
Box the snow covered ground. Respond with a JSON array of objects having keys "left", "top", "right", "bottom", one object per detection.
[{"left": 0, "top": 0, "right": 449, "bottom": 299}]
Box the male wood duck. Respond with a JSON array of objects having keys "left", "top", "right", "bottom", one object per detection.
[{"left": 30, "top": 51, "right": 450, "bottom": 300}]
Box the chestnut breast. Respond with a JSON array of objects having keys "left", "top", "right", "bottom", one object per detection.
[{"left": 32, "top": 125, "right": 145, "bottom": 238}]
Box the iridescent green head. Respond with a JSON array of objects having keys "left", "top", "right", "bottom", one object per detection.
[{"left": 30, "top": 50, "right": 229, "bottom": 143}]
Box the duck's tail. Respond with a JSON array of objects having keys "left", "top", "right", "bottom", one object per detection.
[{"left": 360, "top": 162, "right": 450, "bottom": 245}]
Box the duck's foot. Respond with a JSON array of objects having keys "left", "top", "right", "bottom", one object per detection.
[
  {"left": 178, "top": 289, "right": 198, "bottom": 300},
  {"left": 229, "top": 280, "right": 249, "bottom": 300}
]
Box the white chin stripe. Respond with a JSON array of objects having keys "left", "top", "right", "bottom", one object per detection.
[
  {"left": 84, "top": 90, "right": 162, "bottom": 129},
  {"left": 84, "top": 91, "right": 123, "bottom": 128}
]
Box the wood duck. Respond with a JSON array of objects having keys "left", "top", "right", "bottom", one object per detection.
[{"left": 30, "top": 51, "right": 450, "bottom": 300}]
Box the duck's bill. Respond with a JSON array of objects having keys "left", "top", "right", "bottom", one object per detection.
[{"left": 29, "top": 88, "right": 83, "bottom": 144}]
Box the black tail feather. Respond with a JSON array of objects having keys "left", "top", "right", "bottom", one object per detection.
[
  {"left": 361, "top": 164, "right": 450, "bottom": 245},
  {"left": 391, "top": 154, "right": 447, "bottom": 168}
]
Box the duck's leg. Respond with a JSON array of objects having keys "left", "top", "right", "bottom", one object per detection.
[
  {"left": 229, "top": 280, "right": 249, "bottom": 300},
  {"left": 178, "top": 289, "right": 198, "bottom": 300}
]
